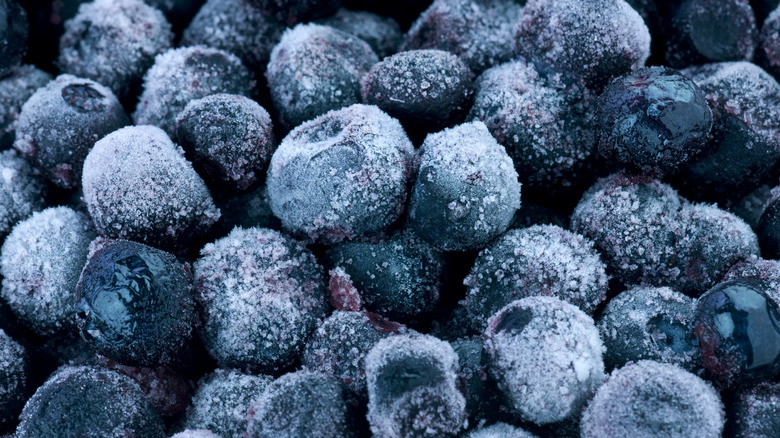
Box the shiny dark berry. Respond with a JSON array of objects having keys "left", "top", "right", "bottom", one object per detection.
[
  {"left": 597, "top": 66, "right": 713, "bottom": 173},
  {"left": 0, "top": 0, "right": 27, "bottom": 78},
  {"left": 75, "top": 238, "right": 196, "bottom": 367},
  {"left": 693, "top": 279, "right": 780, "bottom": 387}
]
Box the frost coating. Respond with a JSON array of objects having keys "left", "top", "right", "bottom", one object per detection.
[
  {"left": 464, "top": 422, "right": 538, "bottom": 438},
  {"left": 82, "top": 125, "right": 220, "bottom": 252},
  {"left": 266, "top": 24, "right": 378, "bottom": 128},
  {"left": 465, "top": 225, "right": 609, "bottom": 330},
  {"left": 320, "top": 9, "right": 402, "bottom": 58},
  {"left": 732, "top": 382, "right": 780, "bottom": 438},
  {"left": 407, "top": 121, "right": 521, "bottom": 251},
  {"left": 194, "top": 227, "right": 328, "bottom": 372},
  {"left": 580, "top": 360, "right": 724, "bottom": 438},
  {"left": 0, "top": 149, "right": 46, "bottom": 242},
  {"left": 484, "top": 296, "right": 605, "bottom": 425},
  {"left": 58, "top": 0, "right": 173, "bottom": 100},
  {"left": 267, "top": 104, "right": 414, "bottom": 244},
  {"left": 365, "top": 333, "right": 467, "bottom": 437},
  {"left": 184, "top": 369, "right": 272, "bottom": 438},
  {"left": 1, "top": 207, "right": 95, "bottom": 336},
  {"left": 0, "top": 329, "right": 27, "bottom": 429},
  {"left": 0, "top": 65, "right": 51, "bottom": 149}
]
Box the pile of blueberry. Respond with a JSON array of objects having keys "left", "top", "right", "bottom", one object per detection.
[{"left": 4, "top": 0, "right": 780, "bottom": 436}]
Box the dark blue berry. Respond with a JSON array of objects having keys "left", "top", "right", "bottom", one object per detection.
[
  {"left": 0, "top": 0, "right": 27, "bottom": 78},
  {"left": 0, "top": 65, "right": 51, "bottom": 149},
  {"left": 756, "top": 7, "right": 780, "bottom": 81},
  {"left": 319, "top": 9, "right": 402, "bottom": 59}
]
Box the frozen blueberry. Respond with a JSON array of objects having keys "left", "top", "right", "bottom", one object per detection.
[
  {"left": 361, "top": 49, "right": 473, "bottom": 134},
  {"left": 0, "top": 0, "right": 27, "bottom": 78},
  {"left": 266, "top": 104, "right": 414, "bottom": 244},
  {"left": 325, "top": 232, "right": 444, "bottom": 321},
  {"left": 266, "top": 24, "right": 378, "bottom": 129},
  {"left": 464, "top": 422, "right": 538, "bottom": 438},
  {"left": 407, "top": 121, "right": 522, "bottom": 251},
  {"left": 0, "top": 149, "right": 46, "bottom": 242},
  {"left": 571, "top": 173, "right": 684, "bottom": 287},
  {"left": 757, "top": 6, "right": 780, "bottom": 80},
  {"left": 302, "top": 311, "right": 404, "bottom": 397},
  {"left": 82, "top": 125, "right": 220, "bottom": 252},
  {"left": 16, "top": 365, "right": 166, "bottom": 438},
  {"left": 468, "top": 59, "right": 597, "bottom": 192},
  {"left": 58, "top": 0, "right": 173, "bottom": 102},
  {"left": 731, "top": 382, "right": 780, "bottom": 438},
  {"left": 365, "top": 333, "right": 467, "bottom": 437},
  {"left": 0, "top": 65, "right": 51, "bottom": 149},
  {"left": 134, "top": 46, "right": 253, "bottom": 136},
  {"left": 756, "top": 185, "right": 780, "bottom": 258},
  {"left": 465, "top": 225, "right": 609, "bottom": 331},
  {"left": 0, "top": 329, "right": 28, "bottom": 432},
  {"left": 484, "top": 297, "right": 605, "bottom": 425},
  {"left": 516, "top": 0, "right": 650, "bottom": 91},
  {"left": 181, "top": 0, "right": 285, "bottom": 72},
  {"left": 597, "top": 66, "right": 713, "bottom": 173},
  {"left": 693, "top": 278, "right": 780, "bottom": 387},
  {"left": 246, "top": 0, "right": 342, "bottom": 25},
  {"left": 75, "top": 238, "right": 196, "bottom": 367},
  {"left": 667, "top": 0, "right": 757, "bottom": 67},
  {"left": 246, "top": 371, "right": 358, "bottom": 438},
  {"left": 1, "top": 207, "right": 95, "bottom": 336},
  {"left": 401, "top": 0, "right": 524, "bottom": 74},
  {"left": 13, "top": 75, "right": 130, "bottom": 189},
  {"left": 194, "top": 227, "right": 328, "bottom": 372},
  {"left": 175, "top": 94, "right": 275, "bottom": 193},
  {"left": 184, "top": 369, "right": 272, "bottom": 437},
  {"left": 319, "top": 8, "right": 402, "bottom": 59},
  {"left": 580, "top": 361, "right": 723, "bottom": 438},
  {"left": 679, "top": 62, "right": 780, "bottom": 202},
  {"left": 598, "top": 286, "right": 699, "bottom": 372},
  {"left": 450, "top": 336, "right": 503, "bottom": 426}
]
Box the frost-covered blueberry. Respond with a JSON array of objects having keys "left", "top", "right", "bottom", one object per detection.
[
  {"left": 598, "top": 286, "right": 699, "bottom": 372},
  {"left": 757, "top": 6, "right": 780, "bottom": 81},
  {"left": 246, "top": 0, "right": 342, "bottom": 25},
  {"left": 693, "top": 278, "right": 780, "bottom": 387},
  {"left": 58, "top": 0, "right": 173, "bottom": 102},
  {"left": 266, "top": 24, "right": 378, "bottom": 129},
  {"left": 401, "top": 0, "right": 524, "bottom": 74},
  {"left": 597, "top": 66, "right": 713, "bottom": 173},
  {"left": 571, "top": 173, "right": 684, "bottom": 286},
  {"left": 75, "top": 238, "right": 196, "bottom": 367},
  {"left": 246, "top": 371, "right": 358, "bottom": 438},
  {"left": 302, "top": 311, "right": 403, "bottom": 397},
  {"left": 756, "top": 185, "right": 780, "bottom": 258},
  {"left": 0, "top": 149, "right": 46, "bottom": 242},
  {"left": 266, "top": 104, "right": 413, "bottom": 244},
  {"left": 667, "top": 0, "right": 757, "bottom": 68},
  {"left": 0, "top": 329, "right": 28, "bottom": 432},
  {"left": 450, "top": 336, "right": 503, "bottom": 426},
  {"left": 1, "top": 207, "right": 95, "bottom": 336},
  {"left": 0, "top": 0, "right": 27, "bottom": 77},
  {"left": 679, "top": 62, "right": 780, "bottom": 202},
  {"left": 581, "top": 360, "right": 723, "bottom": 438},
  {"left": 82, "top": 125, "right": 220, "bottom": 252},
  {"left": 407, "top": 121, "right": 521, "bottom": 251},
  {"left": 361, "top": 49, "right": 473, "bottom": 134},
  {"left": 468, "top": 59, "right": 596, "bottom": 192},
  {"left": 464, "top": 422, "right": 538, "bottom": 438},
  {"left": 325, "top": 232, "right": 444, "bottom": 321},
  {"left": 484, "top": 297, "right": 604, "bottom": 425},
  {"left": 13, "top": 75, "right": 130, "bottom": 189},
  {"left": 0, "top": 65, "right": 51, "bottom": 149},
  {"left": 365, "top": 333, "right": 467, "bottom": 437},
  {"left": 181, "top": 0, "right": 285, "bottom": 72},
  {"left": 16, "top": 365, "right": 166, "bottom": 438},
  {"left": 516, "top": 0, "right": 651, "bottom": 91},
  {"left": 184, "top": 369, "right": 272, "bottom": 437},
  {"left": 175, "top": 94, "right": 275, "bottom": 193},
  {"left": 194, "top": 227, "right": 328, "bottom": 372},
  {"left": 133, "top": 46, "right": 253, "bottom": 136},
  {"left": 731, "top": 382, "right": 780, "bottom": 438},
  {"left": 319, "top": 9, "right": 402, "bottom": 59},
  {"left": 465, "top": 225, "right": 609, "bottom": 330}
]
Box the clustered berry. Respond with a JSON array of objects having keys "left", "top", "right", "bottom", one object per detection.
[{"left": 4, "top": 0, "right": 780, "bottom": 436}]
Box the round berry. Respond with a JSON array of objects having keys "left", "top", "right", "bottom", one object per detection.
[
  {"left": 757, "top": 6, "right": 780, "bottom": 81},
  {"left": 319, "top": 9, "right": 402, "bottom": 59},
  {"left": 451, "top": 336, "right": 503, "bottom": 426},
  {"left": 0, "top": 149, "right": 46, "bottom": 242},
  {"left": 75, "top": 238, "right": 196, "bottom": 367},
  {"left": 0, "top": 0, "right": 27, "bottom": 77},
  {"left": 731, "top": 382, "right": 780, "bottom": 438},
  {"left": 0, "top": 65, "right": 51, "bottom": 149}
]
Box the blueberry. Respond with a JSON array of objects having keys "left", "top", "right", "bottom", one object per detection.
[
  {"left": 731, "top": 382, "right": 780, "bottom": 438},
  {"left": 407, "top": 121, "right": 522, "bottom": 251},
  {"left": 0, "top": 65, "right": 51, "bottom": 149},
  {"left": 580, "top": 361, "right": 724, "bottom": 438},
  {"left": 484, "top": 297, "right": 604, "bottom": 425},
  {"left": 58, "top": 0, "right": 173, "bottom": 102},
  {"left": 0, "top": 0, "right": 27, "bottom": 78},
  {"left": 0, "top": 150, "right": 46, "bottom": 243},
  {"left": 16, "top": 365, "right": 165, "bottom": 438},
  {"left": 319, "top": 9, "right": 402, "bottom": 59},
  {"left": 451, "top": 336, "right": 504, "bottom": 426},
  {"left": 597, "top": 66, "right": 713, "bottom": 173},
  {"left": 246, "top": 0, "right": 342, "bottom": 25},
  {"left": 13, "top": 75, "right": 130, "bottom": 189},
  {"left": 693, "top": 278, "right": 780, "bottom": 387},
  {"left": 75, "top": 238, "right": 196, "bottom": 367},
  {"left": 0, "top": 329, "right": 27, "bottom": 432},
  {"left": 757, "top": 6, "right": 780, "bottom": 81}
]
